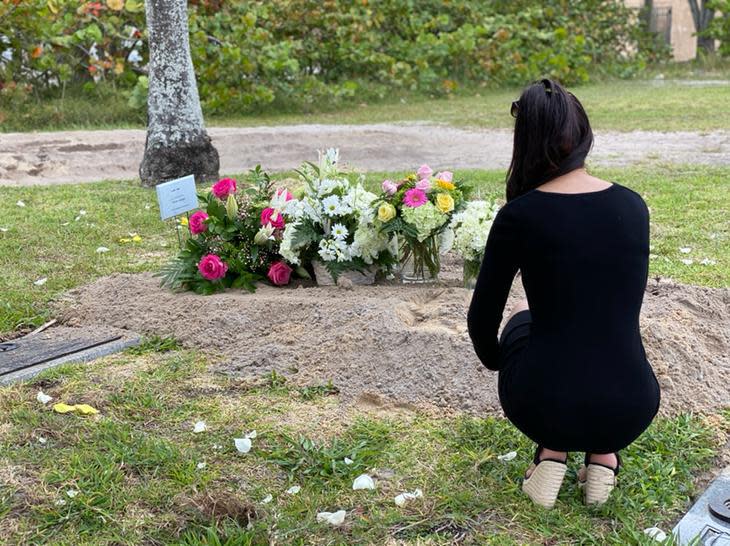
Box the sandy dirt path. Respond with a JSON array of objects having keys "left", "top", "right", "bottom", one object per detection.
[{"left": 2, "top": 124, "right": 730, "bottom": 186}]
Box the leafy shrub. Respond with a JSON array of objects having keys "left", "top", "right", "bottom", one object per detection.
[
  {"left": 704, "top": 0, "right": 730, "bottom": 56},
  {"left": 1, "top": 0, "right": 667, "bottom": 115}
]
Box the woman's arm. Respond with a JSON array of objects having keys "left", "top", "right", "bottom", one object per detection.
[{"left": 467, "top": 205, "right": 520, "bottom": 370}]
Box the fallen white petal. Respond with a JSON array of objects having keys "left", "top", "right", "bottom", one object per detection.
[
  {"left": 96, "top": 246, "right": 110, "bottom": 253},
  {"left": 192, "top": 420, "right": 207, "bottom": 433},
  {"left": 34, "top": 277, "right": 48, "bottom": 286},
  {"left": 38, "top": 436, "right": 47, "bottom": 444},
  {"left": 261, "top": 494, "right": 273, "bottom": 504},
  {"left": 54, "top": 499, "right": 66, "bottom": 506},
  {"left": 66, "top": 489, "right": 78, "bottom": 498},
  {"left": 196, "top": 462, "right": 206, "bottom": 470},
  {"left": 36, "top": 391, "right": 53, "bottom": 404},
  {"left": 234, "top": 437, "right": 252, "bottom": 453},
  {"left": 344, "top": 457, "right": 353, "bottom": 465},
  {"left": 700, "top": 258, "right": 717, "bottom": 266},
  {"left": 394, "top": 488, "right": 423, "bottom": 507},
  {"left": 61, "top": 222, "right": 70, "bottom": 226},
  {"left": 145, "top": 204, "right": 151, "bottom": 210},
  {"left": 643, "top": 527, "right": 667, "bottom": 542},
  {"left": 74, "top": 216, "right": 81, "bottom": 222},
  {"left": 286, "top": 485, "right": 301, "bottom": 495},
  {"left": 679, "top": 247, "right": 691, "bottom": 254},
  {"left": 212, "top": 443, "right": 222, "bottom": 450},
  {"left": 497, "top": 451, "right": 517, "bottom": 462},
  {"left": 79, "top": 210, "right": 86, "bottom": 216},
  {"left": 681, "top": 259, "right": 694, "bottom": 265},
  {"left": 245, "top": 430, "right": 257, "bottom": 439},
  {"left": 352, "top": 473, "right": 376, "bottom": 490},
  {"left": 316, "top": 510, "right": 346, "bottom": 526},
  {"left": 16, "top": 200, "right": 25, "bottom": 207},
  {"left": 0, "top": 227, "right": 8, "bottom": 232}
]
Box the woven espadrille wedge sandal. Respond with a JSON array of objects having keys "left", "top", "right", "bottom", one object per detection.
[
  {"left": 577, "top": 453, "right": 621, "bottom": 506},
  {"left": 521, "top": 446, "right": 568, "bottom": 509}
]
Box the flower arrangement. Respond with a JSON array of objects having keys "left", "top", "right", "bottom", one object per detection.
[
  {"left": 158, "top": 167, "right": 298, "bottom": 294},
  {"left": 443, "top": 199, "right": 500, "bottom": 287},
  {"left": 374, "top": 165, "right": 467, "bottom": 282},
  {"left": 280, "top": 149, "right": 397, "bottom": 283}
]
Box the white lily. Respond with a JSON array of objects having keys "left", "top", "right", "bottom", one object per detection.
[{"left": 254, "top": 225, "right": 275, "bottom": 245}]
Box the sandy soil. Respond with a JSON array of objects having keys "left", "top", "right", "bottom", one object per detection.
[
  {"left": 2, "top": 125, "right": 730, "bottom": 186},
  {"left": 54, "top": 258, "right": 730, "bottom": 418}
]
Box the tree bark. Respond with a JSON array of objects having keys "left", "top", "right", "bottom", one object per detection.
[
  {"left": 139, "top": 0, "right": 219, "bottom": 187},
  {"left": 688, "top": 0, "right": 716, "bottom": 54}
]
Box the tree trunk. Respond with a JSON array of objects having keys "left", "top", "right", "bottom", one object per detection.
[
  {"left": 139, "top": 0, "right": 219, "bottom": 187},
  {"left": 687, "top": 0, "right": 716, "bottom": 55}
]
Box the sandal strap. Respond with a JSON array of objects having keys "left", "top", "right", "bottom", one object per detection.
[
  {"left": 584, "top": 452, "right": 621, "bottom": 475},
  {"left": 533, "top": 445, "right": 568, "bottom": 466}
]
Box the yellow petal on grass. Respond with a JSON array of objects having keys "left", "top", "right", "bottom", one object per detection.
[
  {"left": 106, "top": 0, "right": 124, "bottom": 10},
  {"left": 74, "top": 404, "right": 99, "bottom": 415},
  {"left": 52, "top": 403, "right": 76, "bottom": 414},
  {"left": 131, "top": 235, "right": 142, "bottom": 243}
]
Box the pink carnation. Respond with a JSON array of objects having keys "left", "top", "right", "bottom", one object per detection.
[
  {"left": 435, "top": 171, "right": 453, "bottom": 182},
  {"left": 198, "top": 254, "right": 228, "bottom": 281},
  {"left": 381, "top": 179, "right": 398, "bottom": 195},
  {"left": 261, "top": 207, "right": 285, "bottom": 229},
  {"left": 415, "top": 178, "right": 431, "bottom": 191},
  {"left": 416, "top": 164, "right": 433, "bottom": 180},
  {"left": 212, "top": 178, "right": 237, "bottom": 199},
  {"left": 403, "top": 188, "right": 428, "bottom": 208},
  {"left": 189, "top": 211, "right": 209, "bottom": 235},
  {"left": 267, "top": 261, "right": 292, "bottom": 286}
]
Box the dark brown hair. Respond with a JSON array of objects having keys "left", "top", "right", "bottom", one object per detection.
[{"left": 505, "top": 79, "right": 593, "bottom": 201}]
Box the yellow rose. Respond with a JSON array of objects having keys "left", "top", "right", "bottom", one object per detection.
[
  {"left": 377, "top": 202, "right": 396, "bottom": 222},
  {"left": 436, "top": 179, "right": 455, "bottom": 191},
  {"left": 436, "top": 193, "right": 455, "bottom": 214}
]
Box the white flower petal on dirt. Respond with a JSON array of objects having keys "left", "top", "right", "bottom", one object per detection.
[
  {"left": 196, "top": 462, "right": 206, "bottom": 470},
  {"left": 352, "top": 473, "right": 376, "bottom": 490},
  {"left": 344, "top": 457, "right": 353, "bottom": 465},
  {"left": 316, "top": 510, "right": 346, "bottom": 526},
  {"left": 497, "top": 451, "right": 517, "bottom": 462},
  {"left": 700, "top": 258, "right": 717, "bottom": 266},
  {"left": 394, "top": 488, "right": 423, "bottom": 507},
  {"left": 261, "top": 494, "right": 273, "bottom": 504},
  {"left": 34, "top": 277, "right": 48, "bottom": 286},
  {"left": 66, "top": 489, "right": 78, "bottom": 498},
  {"left": 36, "top": 391, "right": 53, "bottom": 404},
  {"left": 234, "top": 438, "right": 252, "bottom": 453},
  {"left": 96, "top": 246, "right": 110, "bottom": 253},
  {"left": 681, "top": 259, "right": 694, "bottom": 265},
  {"left": 38, "top": 436, "right": 47, "bottom": 444},
  {"left": 245, "top": 430, "right": 257, "bottom": 439},
  {"left": 192, "top": 420, "right": 207, "bottom": 433},
  {"left": 643, "top": 527, "right": 667, "bottom": 542},
  {"left": 16, "top": 200, "right": 25, "bottom": 207},
  {"left": 54, "top": 499, "right": 66, "bottom": 506},
  {"left": 286, "top": 485, "right": 301, "bottom": 495},
  {"left": 679, "top": 247, "right": 691, "bottom": 254}
]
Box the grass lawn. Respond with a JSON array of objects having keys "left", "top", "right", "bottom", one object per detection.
[
  {"left": 0, "top": 343, "right": 726, "bottom": 544},
  {"left": 1, "top": 165, "right": 728, "bottom": 335},
  {"left": 2, "top": 80, "right": 729, "bottom": 133}
]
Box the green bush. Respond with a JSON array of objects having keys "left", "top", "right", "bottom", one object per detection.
[
  {"left": 0, "top": 0, "right": 667, "bottom": 116},
  {"left": 705, "top": 0, "right": 730, "bottom": 56}
]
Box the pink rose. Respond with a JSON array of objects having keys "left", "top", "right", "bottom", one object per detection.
[
  {"left": 189, "top": 211, "right": 209, "bottom": 235},
  {"left": 435, "top": 171, "right": 453, "bottom": 182},
  {"left": 267, "top": 261, "right": 292, "bottom": 286},
  {"left": 198, "top": 254, "right": 228, "bottom": 281},
  {"left": 261, "top": 207, "right": 285, "bottom": 229},
  {"left": 415, "top": 178, "right": 431, "bottom": 191},
  {"left": 212, "top": 178, "right": 237, "bottom": 200},
  {"left": 416, "top": 164, "right": 433, "bottom": 180},
  {"left": 381, "top": 179, "right": 398, "bottom": 195}
]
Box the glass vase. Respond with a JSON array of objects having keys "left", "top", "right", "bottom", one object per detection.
[
  {"left": 463, "top": 258, "right": 481, "bottom": 289},
  {"left": 400, "top": 235, "right": 440, "bottom": 283}
]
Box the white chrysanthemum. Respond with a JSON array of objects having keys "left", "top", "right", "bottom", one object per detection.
[
  {"left": 321, "top": 195, "right": 341, "bottom": 217},
  {"left": 317, "top": 178, "right": 342, "bottom": 197},
  {"left": 331, "top": 223, "right": 349, "bottom": 240},
  {"left": 318, "top": 239, "right": 338, "bottom": 262}
]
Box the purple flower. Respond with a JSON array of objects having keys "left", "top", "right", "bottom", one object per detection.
[{"left": 416, "top": 164, "right": 433, "bottom": 180}]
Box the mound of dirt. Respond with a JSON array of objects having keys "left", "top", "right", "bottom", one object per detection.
[{"left": 55, "top": 262, "right": 730, "bottom": 417}]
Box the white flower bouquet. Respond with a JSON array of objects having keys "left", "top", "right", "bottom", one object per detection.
[
  {"left": 444, "top": 199, "right": 500, "bottom": 287},
  {"left": 281, "top": 149, "right": 397, "bottom": 284}
]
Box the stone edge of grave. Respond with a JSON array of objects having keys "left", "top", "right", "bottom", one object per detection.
[
  {"left": 673, "top": 465, "right": 730, "bottom": 545},
  {"left": 0, "top": 335, "right": 141, "bottom": 385}
]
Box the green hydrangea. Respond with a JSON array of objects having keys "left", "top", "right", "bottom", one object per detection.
[{"left": 402, "top": 202, "right": 448, "bottom": 242}]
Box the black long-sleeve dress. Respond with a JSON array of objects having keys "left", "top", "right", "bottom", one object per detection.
[{"left": 467, "top": 183, "right": 661, "bottom": 454}]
